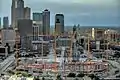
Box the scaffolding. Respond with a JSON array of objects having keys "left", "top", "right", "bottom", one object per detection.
[{"left": 14, "top": 28, "right": 109, "bottom": 78}]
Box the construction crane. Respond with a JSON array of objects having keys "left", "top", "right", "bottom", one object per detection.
[
  {"left": 53, "top": 31, "right": 57, "bottom": 72},
  {"left": 15, "top": 41, "right": 20, "bottom": 70},
  {"left": 69, "top": 31, "right": 77, "bottom": 62},
  {"left": 87, "top": 33, "right": 91, "bottom": 60}
]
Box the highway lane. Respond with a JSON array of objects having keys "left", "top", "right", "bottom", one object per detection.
[{"left": 0, "top": 54, "right": 15, "bottom": 75}]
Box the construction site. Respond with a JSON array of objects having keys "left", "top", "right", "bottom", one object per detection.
[{"left": 0, "top": 27, "right": 120, "bottom": 80}]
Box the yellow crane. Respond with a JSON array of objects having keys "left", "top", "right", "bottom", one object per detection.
[
  {"left": 15, "top": 42, "right": 20, "bottom": 70},
  {"left": 69, "top": 31, "right": 77, "bottom": 62},
  {"left": 53, "top": 31, "right": 57, "bottom": 72},
  {"left": 87, "top": 33, "right": 91, "bottom": 60}
]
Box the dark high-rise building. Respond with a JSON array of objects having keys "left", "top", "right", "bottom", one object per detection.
[
  {"left": 11, "top": 0, "right": 24, "bottom": 28},
  {"left": 24, "top": 7, "right": 31, "bottom": 19},
  {"left": 17, "top": 19, "right": 32, "bottom": 36},
  {"left": 42, "top": 9, "right": 50, "bottom": 35},
  {"left": 55, "top": 14, "right": 64, "bottom": 35},
  {"left": 17, "top": 19, "right": 32, "bottom": 50},
  {"left": 33, "top": 13, "right": 43, "bottom": 35},
  {"left": 3, "top": 17, "right": 9, "bottom": 29}
]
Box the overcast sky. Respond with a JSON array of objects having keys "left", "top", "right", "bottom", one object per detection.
[{"left": 0, "top": 0, "right": 120, "bottom": 26}]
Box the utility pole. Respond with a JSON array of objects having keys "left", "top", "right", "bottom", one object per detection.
[
  {"left": 69, "top": 31, "right": 76, "bottom": 62},
  {"left": 53, "top": 31, "right": 57, "bottom": 79},
  {"left": 15, "top": 42, "right": 19, "bottom": 70},
  {"left": 42, "top": 35, "right": 44, "bottom": 71},
  {"left": 87, "top": 33, "right": 90, "bottom": 60}
]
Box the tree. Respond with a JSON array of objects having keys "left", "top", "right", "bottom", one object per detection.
[
  {"left": 88, "top": 74, "right": 95, "bottom": 80},
  {"left": 67, "top": 73, "right": 76, "bottom": 77},
  {"left": 57, "top": 75, "right": 62, "bottom": 80},
  {"left": 75, "top": 78, "right": 79, "bottom": 80},
  {"left": 8, "top": 70, "right": 14, "bottom": 74},
  {"left": 94, "top": 76, "right": 100, "bottom": 80},
  {"left": 28, "top": 73, "right": 32, "bottom": 77},
  {"left": 34, "top": 76, "right": 40, "bottom": 80},
  {"left": 77, "top": 73, "right": 84, "bottom": 77},
  {"left": 5, "top": 43, "right": 10, "bottom": 53},
  {"left": 42, "top": 77, "right": 45, "bottom": 80}
]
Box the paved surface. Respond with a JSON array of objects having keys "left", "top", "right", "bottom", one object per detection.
[
  {"left": 0, "top": 54, "right": 15, "bottom": 75},
  {"left": 106, "top": 60, "right": 120, "bottom": 78}
]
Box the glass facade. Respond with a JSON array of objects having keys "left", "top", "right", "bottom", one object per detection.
[
  {"left": 16, "top": 0, "right": 24, "bottom": 19},
  {"left": 33, "top": 13, "right": 43, "bottom": 35},
  {"left": 55, "top": 14, "right": 64, "bottom": 34},
  {"left": 3, "top": 17, "right": 9, "bottom": 28},
  {"left": 42, "top": 9, "right": 50, "bottom": 35},
  {"left": 33, "top": 13, "right": 42, "bottom": 21}
]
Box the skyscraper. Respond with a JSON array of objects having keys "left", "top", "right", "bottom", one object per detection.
[
  {"left": 18, "top": 19, "right": 32, "bottom": 37},
  {"left": 24, "top": 7, "right": 31, "bottom": 19},
  {"left": 11, "top": 0, "right": 17, "bottom": 28},
  {"left": 73, "top": 25, "right": 77, "bottom": 39},
  {"left": 33, "top": 13, "right": 43, "bottom": 35},
  {"left": 55, "top": 14, "right": 64, "bottom": 35},
  {"left": 33, "top": 13, "right": 42, "bottom": 21},
  {"left": 16, "top": 0, "right": 24, "bottom": 19},
  {"left": 17, "top": 19, "right": 32, "bottom": 50},
  {"left": 11, "top": 0, "right": 24, "bottom": 28},
  {"left": 42, "top": 9, "right": 50, "bottom": 35},
  {"left": 3, "top": 17, "right": 9, "bottom": 29}
]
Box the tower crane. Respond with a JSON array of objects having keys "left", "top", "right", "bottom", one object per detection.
[{"left": 69, "top": 31, "right": 77, "bottom": 62}]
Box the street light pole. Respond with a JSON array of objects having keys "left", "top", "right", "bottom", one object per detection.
[{"left": 87, "top": 33, "right": 90, "bottom": 60}]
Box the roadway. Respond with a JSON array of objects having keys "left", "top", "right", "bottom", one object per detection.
[
  {"left": 105, "top": 60, "right": 120, "bottom": 79},
  {"left": 0, "top": 54, "right": 15, "bottom": 75}
]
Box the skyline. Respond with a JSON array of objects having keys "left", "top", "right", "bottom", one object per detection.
[{"left": 0, "top": 0, "right": 120, "bottom": 26}]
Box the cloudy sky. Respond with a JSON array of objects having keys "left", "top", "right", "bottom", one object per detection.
[{"left": 0, "top": 0, "right": 120, "bottom": 26}]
